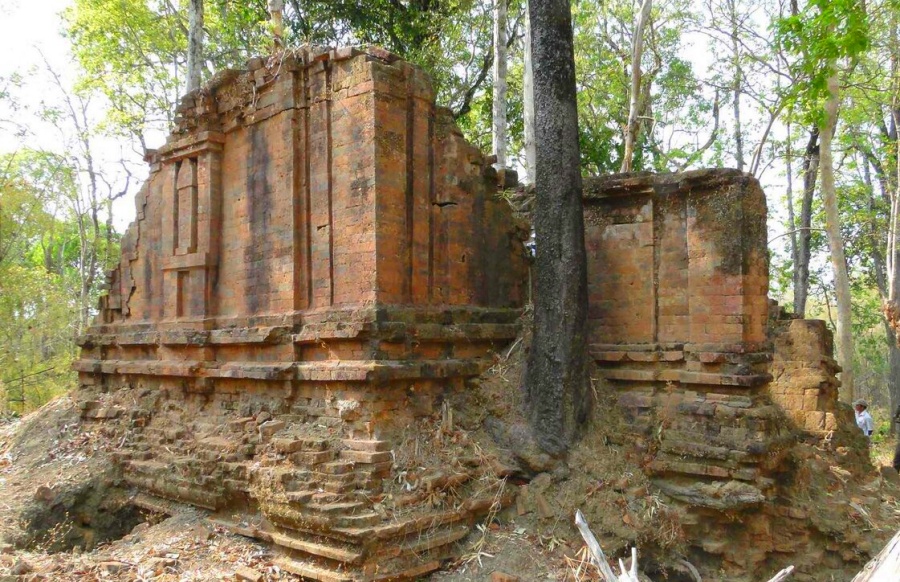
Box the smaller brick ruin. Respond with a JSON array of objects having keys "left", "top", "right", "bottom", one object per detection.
[
  {"left": 584, "top": 171, "right": 779, "bottom": 498},
  {"left": 583, "top": 171, "right": 867, "bottom": 576}
]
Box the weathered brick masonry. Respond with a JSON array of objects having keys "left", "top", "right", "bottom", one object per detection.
[
  {"left": 583, "top": 171, "right": 865, "bottom": 575},
  {"left": 76, "top": 48, "right": 872, "bottom": 580},
  {"left": 76, "top": 47, "right": 528, "bottom": 581},
  {"left": 584, "top": 171, "right": 783, "bottom": 505}
]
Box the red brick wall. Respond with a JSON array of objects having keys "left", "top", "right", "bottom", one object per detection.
[
  {"left": 584, "top": 196, "right": 655, "bottom": 344},
  {"left": 656, "top": 194, "right": 689, "bottom": 342},
  {"left": 94, "top": 48, "right": 526, "bottom": 330},
  {"left": 583, "top": 170, "right": 768, "bottom": 350},
  {"left": 74, "top": 48, "right": 528, "bottom": 582}
]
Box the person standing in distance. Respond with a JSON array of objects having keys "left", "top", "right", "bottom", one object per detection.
[{"left": 854, "top": 399, "right": 874, "bottom": 438}]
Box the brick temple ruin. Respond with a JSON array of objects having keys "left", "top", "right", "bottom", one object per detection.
[
  {"left": 76, "top": 47, "right": 870, "bottom": 580},
  {"left": 581, "top": 173, "right": 865, "bottom": 575},
  {"left": 76, "top": 46, "right": 529, "bottom": 580}
]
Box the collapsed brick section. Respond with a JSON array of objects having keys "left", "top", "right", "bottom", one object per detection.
[
  {"left": 583, "top": 170, "right": 871, "bottom": 576},
  {"left": 768, "top": 314, "right": 852, "bottom": 437},
  {"left": 76, "top": 47, "right": 528, "bottom": 581}
]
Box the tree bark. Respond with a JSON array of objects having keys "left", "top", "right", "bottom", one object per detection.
[
  {"left": 884, "top": 15, "right": 900, "bottom": 348},
  {"left": 525, "top": 0, "right": 590, "bottom": 455},
  {"left": 492, "top": 0, "right": 509, "bottom": 169},
  {"left": 620, "top": 0, "right": 652, "bottom": 173},
  {"left": 795, "top": 127, "right": 819, "bottom": 316},
  {"left": 186, "top": 0, "right": 204, "bottom": 93},
  {"left": 884, "top": 322, "right": 900, "bottom": 436},
  {"left": 820, "top": 72, "right": 855, "bottom": 400},
  {"left": 524, "top": 4, "right": 536, "bottom": 184},
  {"left": 864, "top": 159, "right": 900, "bottom": 433},
  {"left": 887, "top": 125, "right": 900, "bottom": 425}
]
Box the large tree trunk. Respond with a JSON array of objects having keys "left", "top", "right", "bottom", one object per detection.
[
  {"left": 866, "top": 161, "right": 900, "bottom": 434},
  {"left": 524, "top": 4, "right": 536, "bottom": 184},
  {"left": 186, "top": 0, "right": 204, "bottom": 93},
  {"left": 820, "top": 72, "right": 855, "bottom": 400},
  {"left": 492, "top": 0, "right": 508, "bottom": 169},
  {"left": 795, "top": 127, "right": 819, "bottom": 316},
  {"left": 525, "top": 0, "right": 590, "bottom": 454},
  {"left": 885, "top": 323, "right": 900, "bottom": 436},
  {"left": 888, "top": 128, "right": 900, "bottom": 412},
  {"left": 620, "top": 0, "right": 652, "bottom": 173},
  {"left": 884, "top": 19, "right": 900, "bottom": 346}
]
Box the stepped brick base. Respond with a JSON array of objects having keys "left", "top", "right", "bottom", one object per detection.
[{"left": 76, "top": 46, "right": 527, "bottom": 580}]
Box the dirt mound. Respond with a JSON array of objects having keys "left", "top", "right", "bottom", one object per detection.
[
  {"left": 0, "top": 340, "right": 640, "bottom": 582},
  {"left": 443, "top": 332, "right": 900, "bottom": 581},
  {"left": 441, "top": 329, "right": 693, "bottom": 580},
  {"left": 0, "top": 397, "right": 306, "bottom": 581},
  {"left": 0, "top": 396, "right": 138, "bottom": 553}
]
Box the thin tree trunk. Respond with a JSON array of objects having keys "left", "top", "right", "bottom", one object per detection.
[
  {"left": 892, "top": 343, "right": 900, "bottom": 436},
  {"left": 884, "top": 14, "right": 900, "bottom": 348},
  {"left": 882, "top": 321, "right": 900, "bottom": 436},
  {"left": 886, "top": 141, "right": 900, "bottom": 341},
  {"left": 864, "top": 160, "right": 900, "bottom": 431},
  {"left": 524, "top": 4, "right": 536, "bottom": 184},
  {"left": 730, "top": 0, "right": 744, "bottom": 171},
  {"left": 795, "top": 127, "right": 819, "bottom": 316},
  {"left": 186, "top": 0, "right": 204, "bottom": 93},
  {"left": 525, "top": 0, "right": 590, "bottom": 454},
  {"left": 268, "top": 0, "right": 285, "bottom": 47},
  {"left": 620, "top": 0, "right": 652, "bottom": 173},
  {"left": 492, "top": 0, "right": 509, "bottom": 169},
  {"left": 785, "top": 122, "right": 799, "bottom": 312},
  {"left": 820, "top": 71, "right": 855, "bottom": 401}
]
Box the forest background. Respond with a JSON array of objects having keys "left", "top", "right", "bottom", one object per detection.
[{"left": 1, "top": 0, "right": 899, "bottom": 437}]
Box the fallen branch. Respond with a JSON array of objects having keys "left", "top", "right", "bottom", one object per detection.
[
  {"left": 766, "top": 565, "right": 794, "bottom": 582},
  {"left": 677, "top": 559, "right": 702, "bottom": 582},
  {"left": 851, "top": 527, "right": 900, "bottom": 582},
  {"left": 575, "top": 510, "right": 797, "bottom": 582},
  {"left": 574, "top": 509, "right": 639, "bottom": 582}
]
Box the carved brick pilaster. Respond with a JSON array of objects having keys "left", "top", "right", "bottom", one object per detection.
[{"left": 159, "top": 133, "right": 225, "bottom": 322}]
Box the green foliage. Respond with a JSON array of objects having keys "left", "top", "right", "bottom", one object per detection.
[
  {"left": 775, "top": 0, "right": 870, "bottom": 124},
  {"left": 0, "top": 264, "right": 78, "bottom": 412},
  {"left": 0, "top": 153, "right": 96, "bottom": 412},
  {"left": 871, "top": 412, "right": 893, "bottom": 444},
  {"left": 65, "top": 0, "right": 186, "bottom": 140},
  {"left": 571, "top": 0, "right": 710, "bottom": 173},
  {"left": 64, "top": 0, "right": 491, "bottom": 143}
]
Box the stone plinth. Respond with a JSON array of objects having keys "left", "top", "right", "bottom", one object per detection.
[{"left": 76, "top": 47, "right": 528, "bottom": 581}]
